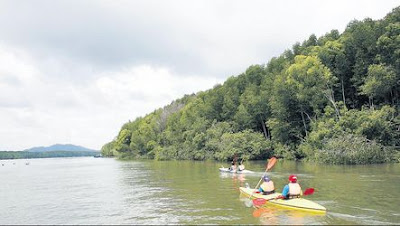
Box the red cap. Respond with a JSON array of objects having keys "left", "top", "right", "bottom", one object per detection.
[{"left": 289, "top": 174, "right": 297, "bottom": 182}]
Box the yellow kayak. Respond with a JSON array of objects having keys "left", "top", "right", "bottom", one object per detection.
[{"left": 239, "top": 187, "right": 326, "bottom": 214}]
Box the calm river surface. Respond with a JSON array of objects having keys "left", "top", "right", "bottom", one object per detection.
[{"left": 0, "top": 157, "right": 399, "bottom": 225}]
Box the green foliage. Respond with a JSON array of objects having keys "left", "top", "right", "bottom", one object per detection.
[
  {"left": 103, "top": 6, "right": 400, "bottom": 164},
  {"left": 377, "top": 21, "right": 400, "bottom": 73},
  {"left": 213, "top": 130, "right": 273, "bottom": 161},
  {"left": 312, "top": 133, "right": 390, "bottom": 164},
  {"left": 360, "top": 64, "right": 397, "bottom": 106},
  {"left": 300, "top": 105, "right": 398, "bottom": 162},
  {"left": 101, "top": 141, "right": 117, "bottom": 157},
  {"left": 340, "top": 105, "right": 396, "bottom": 145},
  {"left": 272, "top": 142, "right": 297, "bottom": 160},
  {"left": 286, "top": 55, "right": 337, "bottom": 117},
  {"left": 393, "top": 150, "right": 400, "bottom": 163},
  {"left": 267, "top": 72, "right": 303, "bottom": 145}
]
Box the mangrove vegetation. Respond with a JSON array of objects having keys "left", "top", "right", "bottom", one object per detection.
[{"left": 101, "top": 6, "right": 400, "bottom": 164}]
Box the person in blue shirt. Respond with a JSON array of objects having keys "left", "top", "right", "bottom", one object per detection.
[{"left": 281, "top": 174, "right": 302, "bottom": 199}]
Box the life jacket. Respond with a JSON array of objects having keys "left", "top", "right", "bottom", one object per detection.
[
  {"left": 288, "top": 183, "right": 301, "bottom": 198},
  {"left": 260, "top": 181, "right": 275, "bottom": 193},
  {"left": 238, "top": 165, "right": 245, "bottom": 171}
]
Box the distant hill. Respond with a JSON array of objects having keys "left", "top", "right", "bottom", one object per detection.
[
  {"left": 0, "top": 144, "right": 100, "bottom": 160},
  {"left": 23, "top": 144, "right": 99, "bottom": 153}
]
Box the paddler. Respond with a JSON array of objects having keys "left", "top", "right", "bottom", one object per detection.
[
  {"left": 281, "top": 174, "right": 303, "bottom": 199},
  {"left": 228, "top": 161, "right": 237, "bottom": 171},
  {"left": 238, "top": 159, "right": 245, "bottom": 171},
  {"left": 258, "top": 175, "right": 275, "bottom": 195}
]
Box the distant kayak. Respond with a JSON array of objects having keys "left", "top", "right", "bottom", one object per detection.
[
  {"left": 219, "top": 167, "right": 254, "bottom": 174},
  {"left": 239, "top": 187, "right": 326, "bottom": 214}
]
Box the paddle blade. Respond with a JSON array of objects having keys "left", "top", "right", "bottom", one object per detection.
[
  {"left": 266, "top": 157, "right": 277, "bottom": 171},
  {"left": 253, "top": 198, "right": 266, "bottom": 206},
  {"left": 245, "top": 199, "right": 253, "bottom": 207},
  {"left": 304, "top": 188, "right": 315, "bottom": 196}
]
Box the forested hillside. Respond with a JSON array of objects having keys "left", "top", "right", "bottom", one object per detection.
[{"left": 102, "top": 6, "right": 400, "bottom": 164}]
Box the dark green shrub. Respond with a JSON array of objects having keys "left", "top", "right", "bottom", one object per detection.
[{"left": 314, "top": 133, "right": 390, "bottom": 164}]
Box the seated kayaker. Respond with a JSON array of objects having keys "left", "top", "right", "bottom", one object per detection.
[
  {"left": 238, "top": 162, "right": 245, "bottom": 171},
  {"left": 281, "top": 174, "right": 303, "bottom": 199},
  {"left": 258, "top": 175, "right": 275, "bottom": 195},
  {"left": 228, "top": 161, "right": 237, "bottom": 171}
]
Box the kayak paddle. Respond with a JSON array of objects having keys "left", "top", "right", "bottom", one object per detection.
[
  {"left": 245, "top": 157, "right": 277, "bottom": 207},
  {"left": 252, "top": 198, "right": 267, "bottom": 207},
  {"left": 303, "top": 188, "right": 315, "bottom": 196}
]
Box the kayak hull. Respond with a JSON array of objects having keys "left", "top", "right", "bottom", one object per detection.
[
  {"left": 239, "top": 187, "right": 326, "bottom": 214},
  {"left": 219, "top": 167, "right": 254, "bottom": 174}
]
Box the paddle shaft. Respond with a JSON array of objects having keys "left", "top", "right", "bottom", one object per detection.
[
  {"left": 248, "top": 157, "right": 277, "bottom": 201},
  {"left": 254, "top": 169, "right": 268, "bottom": 190},
  {"left": 254, "top": 157, "right": 277, "bottom": 189}
]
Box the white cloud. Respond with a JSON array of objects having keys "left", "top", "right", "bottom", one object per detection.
[
  {"left": 95, "top": 65, "right": 220, "bottom": 105},
  {"left": 0, "top": 45, "right": 221, "bottom": 150}
]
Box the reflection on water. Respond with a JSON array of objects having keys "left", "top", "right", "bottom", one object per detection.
[
  {"left": 252, "top": 206, "right": 327, "bottom": 225},
  {"left": 219, "top": 171, "right": 248, "bottom": 189},
  {"left": 0, "top": 158, "right": 398, "bottom": 225}
]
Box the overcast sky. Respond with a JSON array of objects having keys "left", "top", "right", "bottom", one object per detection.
[{"left": 0, "top": 0, "right": 398, "bottom": 151}]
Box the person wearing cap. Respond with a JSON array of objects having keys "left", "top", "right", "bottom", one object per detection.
[
  {"left": 281, "top": 174, "right": 302, "bottom": 199},
  {"left": 258, "top": 175, "right": 275, "bottom": 195}
]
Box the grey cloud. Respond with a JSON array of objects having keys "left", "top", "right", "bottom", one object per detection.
[
  {"left": 0, "top": 0, "right": 215, "bottom": 76},
  {"left": 1, "top": 0, "right": 399, "bottom": 81}
]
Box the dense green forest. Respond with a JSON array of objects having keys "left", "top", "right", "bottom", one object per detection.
[
  {"left": 0, "top": 151, "right": 100, "bottom": 160},
  {"left": 101, "top": 7, "right": 400, "bottom": 164}
]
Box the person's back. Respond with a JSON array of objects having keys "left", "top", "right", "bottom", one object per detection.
[
  {"left": 238, "top": 164, "right": 245, "bottom": 171},
  {"left": 231, "top": 164, "right": 237, "bottom": 171},
  {"left": 259, "top": 175, "right": 275, "bottom": 195},
  {"left": 229, "top": 161, "right": 236, "bottom": 171},
  {"left": 282, "top": 174, "right": 302, "bottom": 199}
]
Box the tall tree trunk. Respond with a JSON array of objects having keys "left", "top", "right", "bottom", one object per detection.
[
  {"left": 370, "top": 96, "right": 374, "bottom": 110},
  {"left": 391, "top": 88, "right": 394, "bottom": 106},
  {"left": 301, "top": 111, "right": 308, "bottom": 137},
  {"left": 261, "top": 119, "right": 268, "bottom": 140},
  {"left": 341, "top": 77, "right": 346, "bottom": 107},
  {"left": 324, "top": 88, "right": 340, "bottom": 120},
  {"left": 266, "top": 124, "right": 271, "bottom": 140}
]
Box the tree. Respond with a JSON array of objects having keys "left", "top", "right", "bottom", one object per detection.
[
  {"left": 317, "top": 40, "right": 351, "bottom": 106},
  {"left": 360, "top": 64, "right": 397, "bottom": 108},
  {"left": 115, "top": 129, "right": 132, "bottom": 157},
  {"left": 286, "top": 55, "right": 339, "bottom": 130}
]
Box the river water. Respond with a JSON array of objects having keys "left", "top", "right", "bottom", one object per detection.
[{"left": 0, "top": 157, "right": 399, "bottom": 225}]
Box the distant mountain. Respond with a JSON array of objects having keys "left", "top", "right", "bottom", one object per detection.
[{"left": 23, "top": 144, "right": 99, "bottom": 153}]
